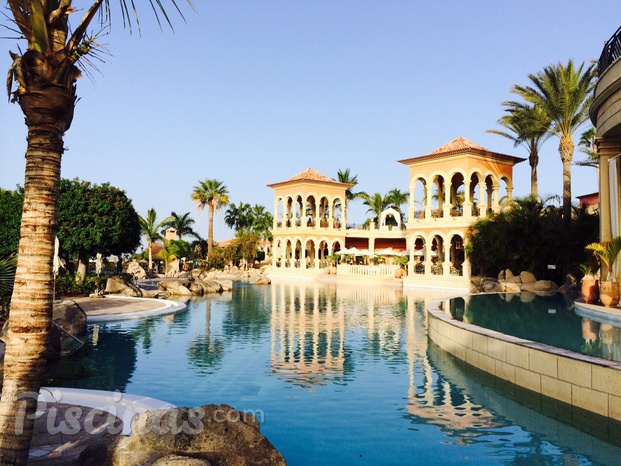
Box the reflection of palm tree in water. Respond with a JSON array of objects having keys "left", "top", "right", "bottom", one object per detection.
[{"left": 187, "top": 299, "right": 225, "bottom": 373}]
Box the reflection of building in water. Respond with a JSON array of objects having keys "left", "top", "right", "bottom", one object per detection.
[
  {"left": 403, "top": 292, "right": 505, "bottom": 443},
  {"left": 270, "top": 282, "right": 346, "bottom": 388},
  {"left": 270, "top": 282, "right": 409, "bottom": 387}
]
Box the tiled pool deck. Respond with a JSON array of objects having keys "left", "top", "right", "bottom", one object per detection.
[{"left": 427, "top": 296, "right": 621, "bottom": 421}]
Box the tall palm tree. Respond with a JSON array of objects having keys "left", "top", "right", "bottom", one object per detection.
[
  {"left": 192, "top": 179, "right": 230, "bottom": 258},
  {"left": 511, "top": 60, "right": 597, "bottom": 221},
  {"left": 161, "top": 211, "right": 201, "bottom": 241},
  {"left": 2, "top": 1, "right": 194, "bottom": 462},
  {"left": 139, "top": 208, "right": 173, "bottom": 272},
  {"left": 488, "top": 102, "right": 552, "bottom": 198}
]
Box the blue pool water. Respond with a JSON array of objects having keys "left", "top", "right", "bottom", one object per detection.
[
  {"left": 50, "top": 283, "right": 621, "bottom": 465},
  {"left": 447, "top": 293, "right": 621, "bottom": 361}
]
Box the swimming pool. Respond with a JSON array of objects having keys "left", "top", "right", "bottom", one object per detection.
[
  {"left": 446, "top": 292, "right": 621, "bottom": 361},
  {"left": 48, "top": 283, "right": 621, "bottom": 465}
]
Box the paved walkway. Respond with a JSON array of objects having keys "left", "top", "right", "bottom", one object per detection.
[{"left": 26, "top": 296, "right": 184, "bottom": 463}]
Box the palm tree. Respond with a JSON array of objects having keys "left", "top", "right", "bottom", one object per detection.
[
  {"left": 488, "top": 102, "right": 552, "bottom": 198},
  {"left": 385, "top": 188, "right": 409, "bottom": 222},
  {"left": 161, "top": 212, "right": 201, "bottom": 241},
  {"left": 2, "top": 1, "right": 194, "bottom": 462},
  {"left": 250, "top": 204, "right": 274, "bottom": 245},
  {"left": 361, "top": 192, "right": 389, "bottom": 227},
  {"left": 139, "top": 208, "right": 173, "bottom": 272},
  {"left": 576, "top": 127, "right": 600, "bottom": 182},
  {"left": 511, "top": 60, "right": 597, "bottom": 221},
  {"left": 0, "top": 254, "right": 17, "bottom": 317},
  {"left": 224, "top": 202, "right": 252, "bottom": 232},
  {"left": 192, "top": 179, "right": 230, "bottom": 258},
  {"left": 336, "top": 168, "right": 367, "bottom": 217}
]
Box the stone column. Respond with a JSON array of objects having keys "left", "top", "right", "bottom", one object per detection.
[
  {"left": 408, "top": 182, "right": 416, "bottom": 224},
  {"left": 462, "top": 238, "right": 471, "bottom": 280},
  {"left": 491, "top": 183, "right": 500, "bottom": 213},
  {"left": 463, "top": 178, "right": 472, "bottom": 219},
  {"left": 597, "top": 138, "right": 621, "bottom": 242},
  {"left": 442, "top": 181, "right": 451, "bottom": 218},
  {"left": 425, "top": 184, "right": 433, "bottom": 219},
  {"left": 478, "top": 182, "right": 487, "bottom": 215}
]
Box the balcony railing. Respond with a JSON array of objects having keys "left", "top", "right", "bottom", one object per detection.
[{"left": 599, "top": 26, "right": 621, "bottom": 76}]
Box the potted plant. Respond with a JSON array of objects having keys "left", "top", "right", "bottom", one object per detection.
[
  {"left": 586, "top": 236, "right": 621, "bottom": 307},
  {"left": 579, "top": 262, "right": 599, "bottom": 304}
]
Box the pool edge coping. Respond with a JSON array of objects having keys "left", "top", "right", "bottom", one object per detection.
[{"left": 426, "top": 293, "right": 621, "bottom": 421}]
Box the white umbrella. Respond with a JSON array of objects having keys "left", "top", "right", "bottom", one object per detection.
[
  {"left": 336, "top": 248, "right": 351, "bottom": 255},
  {"left": 349, "top": 247, "right": 362, "bottom": 255},
  {"left": 413, "top": 249, "right": 424, "bottom": 257},
  {"left": 431, "top": 250, "right": 438, "bottom": 258},
  {"left": 376, "top": 247, "right": 400, "bottom": 256},
  {"left": 358, "top": 249, "right": 372, "bottom": 256}
]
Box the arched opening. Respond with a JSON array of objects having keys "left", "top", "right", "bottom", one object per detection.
[
  {"left": 450, "top": 172, "right": 465, "bottom": 216},
  {"left": 413, "top": 178, "right": 426, "bottom": 219},
  {"left": 430, "top": 235, "right": 444, "bottom": 275},
  {"left": 449, "top": 234, "right": 465, "bottom": 276},
  {"left": 412, "top": 236, "right": 425, "bottom": 274},
  {"left": 431, "top": 175, "right": 445, "bottom": 218}
]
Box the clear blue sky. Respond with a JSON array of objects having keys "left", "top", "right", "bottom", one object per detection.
[{"left": 1, "top": 1, "right": 619, "bottom": 244}]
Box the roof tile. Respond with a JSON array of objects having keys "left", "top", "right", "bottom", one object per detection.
[{"left": 287, "top": 168, "right": 336, "bottom": 183}]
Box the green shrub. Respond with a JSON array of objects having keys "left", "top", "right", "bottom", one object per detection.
[{"left": 55, "top": 273, "right": 126, "bottom": 297}]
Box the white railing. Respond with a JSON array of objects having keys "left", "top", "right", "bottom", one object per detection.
[{"left": 337, "top": 264, "right": 399, "bottom": 278}]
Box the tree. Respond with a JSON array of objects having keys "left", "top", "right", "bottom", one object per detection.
[
  {"left": 576, "top": 127, "right": 600, "bottom": 181},
  {"left": 466, "top": 197, "right": 598, "bottom": 280},
  {"left": 138, "top": 208, "right": 173, "bottom": 273},
  {"left": 385, "top": 188, "right": 409, "bottom": 222},
  {"left": 191, "top": 179, "right": 230, "bottom": 258},
  {"left": 336, "top": 168, "right": 367, "bottom": 217},
  {"left": 511, "top": 60, "right": 597, "bottom": 221},
  {"left": 488, "top": 101, "right": 552, "bottom": 198},
  {"left": 0, "top": 187, "right": 24, "bottom": 258},
  {"left": 57, "top": 179, "right": 141, "bottom": 283},
  {"left": 161, "top": 212, "right": 201, "bottom": 241},
  {"left": 224, "top": 202, "right": 252, "bottom": 232},
  {"left": 2, "top": 2, "right": 195, "bottom": 461},
  {"left": 0, "top": 255, "right": 18, "bottom": 317},
  {"left": 250, "top": 204, "right": 273, "bottom": 244},
  {"left": 361, "top": 192, "right": 389, "bottom": 227},
  {"left": 233, "top": 231, "right": 261, "bottom": 268}
]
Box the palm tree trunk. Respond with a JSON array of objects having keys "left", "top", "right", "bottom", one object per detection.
[
  {"left": 0, "top": 133, "right": 63, "bottom": 464},
  {"left": 529, "top": 150, "right": 539, "bottom": 199},
  {"left": 148, "top": 243, "right": 153, "bottom": 273},
  {"left": 559, "top": 137, "right": 574, "bottom": 222},
  {"left": 0, "top": 67, "right": 74, "bottom": 463},
  {"left": 208, "top": 204, "right": 215, "bottom": 258}
]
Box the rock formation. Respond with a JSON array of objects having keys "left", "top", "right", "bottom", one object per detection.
[{"left": 79, "top": 404, "right": 286, "bottom": 466}]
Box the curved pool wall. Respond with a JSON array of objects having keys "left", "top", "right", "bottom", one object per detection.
[{"left": 427, "top": 294, "right": 621, "bottom": 421}]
